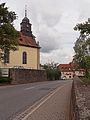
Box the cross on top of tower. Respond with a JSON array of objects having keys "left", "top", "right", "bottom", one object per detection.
[
  {"left": 25, "top": 5, "right": 27, "bottom": 17},
  {"left": 20, "top": 5, "right": 33, "bottom": 37}
]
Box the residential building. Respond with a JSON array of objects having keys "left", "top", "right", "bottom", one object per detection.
[{"left": 58, "top": 63, "right": 85, "bottom": 79}]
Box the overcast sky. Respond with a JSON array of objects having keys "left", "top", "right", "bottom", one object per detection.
[{"left": 1, "top": 0, "right": 90, "bottom": 64}]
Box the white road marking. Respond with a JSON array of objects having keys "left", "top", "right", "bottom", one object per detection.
[
  {"left": 24, "top": 87, "right": 35, "bottom": 90},
  {"left": 22, "top": 83, "right": 71, "bottom": 120}
]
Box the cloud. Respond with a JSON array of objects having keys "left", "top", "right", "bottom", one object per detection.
[
  {"left": 40, "top": 48, "right": 74, "bottom": 64},
  {"left": 42, "top": 13, "right": 61, "bottom": 27},
  {"left": 39, "top": 34, "right": 60, "bottom": 53},
  {"left": 38, "top": 26, "right": 61, "bottom": 53},
  {"left": 1, "top": 0, "right": 90, "bottom": 64}
]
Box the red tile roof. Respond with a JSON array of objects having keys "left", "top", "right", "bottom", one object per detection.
[
  {"left": 18, "top": 32, "right": 40, "bottom": 48},
  {"left": 58, "top": 63, "right": 85, "bottom": 72},
  {"left": 58, "top": 63, "right": 75, "bottom": 72}
]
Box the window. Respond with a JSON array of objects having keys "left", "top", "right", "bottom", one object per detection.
[
  {"left": 4, "top": 50, "right": 9, "bottom": 63},
  {"left": 69, "top": 76, "right": 71, "bottom": 78},
  {"left": 22, "top": 52, "right": 27, "bottom": 64}
]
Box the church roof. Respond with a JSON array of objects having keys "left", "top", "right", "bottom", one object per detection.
[
  {"left": 19, "top": 7, "right": 40, "bottom": 49},
  {"left": 22, "top": 17, "right": 30, "bottom": 23},
  {"left": 18, "top": 32, "right": 40, "bottom": 48}
]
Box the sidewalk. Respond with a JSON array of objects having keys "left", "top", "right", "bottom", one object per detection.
[{"left": 22, "top": 81, "right": 72, "bottom": 120}]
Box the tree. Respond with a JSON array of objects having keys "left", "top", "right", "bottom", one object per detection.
[
  {"left": 74, "top": 19, "right": 90, "bottom": 77},
  {"left": 0, "top": 3, "right": 19, "bottom": 63},
  {"left": 43, "top": 62, "right": 61, "bottom": 80}
]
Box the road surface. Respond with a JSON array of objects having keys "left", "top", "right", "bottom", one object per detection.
[{"left": 0, "top": 80, "right": 72, "bottom": 120}]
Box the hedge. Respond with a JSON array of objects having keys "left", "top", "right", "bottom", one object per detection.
[{"left": 0, "top": 77, "right": 12, "bottom": 84}]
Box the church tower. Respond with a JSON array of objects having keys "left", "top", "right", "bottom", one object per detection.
[
  {"left": 0, "top": 6, "right": 40, "bottom": 70},
  {"left": 20, "top": 6, "right": 32, "bottom": 37}
]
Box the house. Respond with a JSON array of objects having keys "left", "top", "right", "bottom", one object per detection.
[
  {"left": 58, "top": 63, "right": 74, "bottom": 79},
  {"left": 58, "top": 63, "right": 85, "bottom": 79},
  {"left": 0, "top": 9, "right": 40, "bottom": 69},
  {"left": 74, "top": 69, "right": 85, "bottom": 77}
]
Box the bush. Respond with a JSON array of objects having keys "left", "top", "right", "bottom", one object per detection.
[
  {"left": 43, "top": 62, "right": 61, "bottom": 80},
  {"left": 80, "top": 76, "right": 90, "bottom": 84},
  {"left": 0, "top": 77, "right": 12, "bottom": 84},
  {"left": 46, "top": 68, "right": 61, "bottom": 80}
]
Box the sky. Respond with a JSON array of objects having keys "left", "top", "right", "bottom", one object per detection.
[{"left": 1, "top": 0, "right": 90, "bottom": 64}]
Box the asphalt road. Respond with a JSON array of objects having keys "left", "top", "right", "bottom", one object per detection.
[{"left": 0, "top": 80, "right": 71, "bottom": 120}]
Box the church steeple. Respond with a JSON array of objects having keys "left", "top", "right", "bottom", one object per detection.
[
  {"left": 20, "top": 6, "right": 32, "bottom": 37},
  {"left": 25, "top": 5, "right": 27, "bottom": 17}
]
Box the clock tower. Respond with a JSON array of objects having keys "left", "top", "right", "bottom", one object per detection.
[{"left": 20, "top": 7, "right": 32, "bottom": 37}]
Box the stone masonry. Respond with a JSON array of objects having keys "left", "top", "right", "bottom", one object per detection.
[
  {"left": 72, "top": 76, "right": 90, "bottom": 120},
  {"left": 9, "top": 69, "right": 47, "bottom": 84}
]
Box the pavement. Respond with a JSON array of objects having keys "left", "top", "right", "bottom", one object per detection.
[
  {"left": 17, "top": 80, "right": 73, "bottom": 120},
  {"left": 0, "top": 80, "right": 72, "bottom": 120}
]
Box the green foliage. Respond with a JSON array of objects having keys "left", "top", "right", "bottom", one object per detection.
[
  {"left": 43, "top": 62, "right": 61, "bottom": 80},
  {"left": 74, "top": 18, "right": 90, "bottom": 79},
  {"left": 74, "top": 22, "right": 90, "bottom": 35},
  {"left": 73, "top": 37, "right": 87, "bottom": 69},
  {"left": 0, "top": 3, "right": 16, "bottom": 24},
  {"left": 0, "top": 23, "right": 19, "bottom": 51},
  {"left": 80, "top": 76, "right": 90, "bottom": 84},
  {"left": 0, "top": 3, "right": 19, "bottom": 62},
  {"left": 0, "top": 77, "right": 12, "bottom": 84}
]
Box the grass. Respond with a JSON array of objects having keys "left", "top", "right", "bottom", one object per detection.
[{"left": 80, "top": 76, "right": 90, "bottom": 85}]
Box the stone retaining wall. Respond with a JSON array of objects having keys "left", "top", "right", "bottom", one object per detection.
[
  {"left": 9, "top": 69, "right": 47, "bottom": 84},
  {"left": 72, "top": 76, "right": 90, "bottom": 120}
]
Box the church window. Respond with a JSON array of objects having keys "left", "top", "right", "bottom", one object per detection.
[
  {"left": 22, "top": 52, "right": 27, "bottom": 64},
  {"left": 4, "top": 50, "right": 9, "bottom": 63}
]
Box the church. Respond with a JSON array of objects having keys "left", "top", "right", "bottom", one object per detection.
[{"left": 0, "top": 9, "right": 40, "bottom": 69}]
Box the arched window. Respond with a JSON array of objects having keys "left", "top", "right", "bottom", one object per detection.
[
  {"left": 22, "top": 52, "right": 27, "bottom": 64},
  {"left": 4, "top": 50, "right": 9, "bottom": 63}
]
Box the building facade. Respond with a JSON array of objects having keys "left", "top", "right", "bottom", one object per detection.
[
  {"left": 58, "top": 63, "right": 85, "bottom": 80},
  {"left": 0, "top": 10, "right": 40, "bottom": 69}
]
